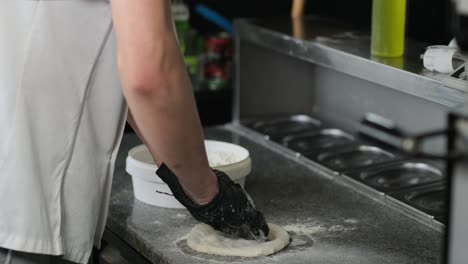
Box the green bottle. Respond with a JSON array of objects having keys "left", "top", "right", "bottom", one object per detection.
[
  {"left": 172, "top": 0, "right": 190, "bottom": 54},
  {"left": 371, "top": 0, "right": 407, "bottom": 57}
]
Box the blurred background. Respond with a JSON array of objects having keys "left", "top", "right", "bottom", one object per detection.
[{"left": 126, "top": 0, "right": 451, "bottom": 130}]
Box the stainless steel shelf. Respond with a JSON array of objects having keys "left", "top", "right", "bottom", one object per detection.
[{"left": 235, "top": 17, "right": 465, "bottom": 108}]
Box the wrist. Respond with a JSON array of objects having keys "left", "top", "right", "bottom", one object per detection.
[{"left": 191, "top": 170, "right": 219, "bottom": 205}]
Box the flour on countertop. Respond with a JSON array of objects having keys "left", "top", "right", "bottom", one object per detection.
[
  {"left": 289, "top": 238, "right": 308, "bottom": 247},
  {"left": 283, "top": 224, "right": 327, "bottom": 235},
  {"left": 328, "top": 225, "right": 345, "bottom": 232},
  {"left": 344, "top": 218, "right": 359, "bottom": 224},
  {"left": 284, "top": 218, "right": 358, "bottom": 237}
]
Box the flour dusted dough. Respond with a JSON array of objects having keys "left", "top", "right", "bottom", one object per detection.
[{"left": 186, "top": 223, "right": 290, "bottom": 257}]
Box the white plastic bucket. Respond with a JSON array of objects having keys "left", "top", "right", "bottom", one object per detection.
[{"left": 126, "top": 140, "right": 251, "bottom": 209}]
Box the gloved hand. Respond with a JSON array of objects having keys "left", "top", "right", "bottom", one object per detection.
[{"left": 156, "top": 163, "right": 269, "bottom": 240}]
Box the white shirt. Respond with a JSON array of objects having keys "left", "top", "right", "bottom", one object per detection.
[{"left": 0, "top": 1, "right": 127, "bottom": 263}]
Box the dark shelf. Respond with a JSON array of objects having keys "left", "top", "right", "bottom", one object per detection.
[
  {"left": 124, "top": 87, "right": 232, "bottom": 133},
  {"left": 195, "top": 87, "right": 233, "bottom": 126}
]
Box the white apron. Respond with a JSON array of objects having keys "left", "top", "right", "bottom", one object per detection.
[{"left": 0, "top": 1, "right": 127, "bottom": 263}]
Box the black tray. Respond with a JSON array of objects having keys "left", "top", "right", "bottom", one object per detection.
[
  {"left": 389, "top": 182, "right": 447, "bottom": 223},
  {"left": 244, "top": 114, "right": 322, "bottom": 142},
  {"left": 347, "top": 160, "right": 445, "bottom": 193},
  {"left": 283, "top": 128, "right": 355, "bottom": 154},
  {"left": 310, "top": 145, "right": 398, "bottom": 172}
]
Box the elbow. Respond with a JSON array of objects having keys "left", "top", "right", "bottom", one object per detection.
[
  {"left": 122, "top": 69, "right": 172, "bottom": 99},
  {"left": 117, "top": 44, "right": 182, "bottom": 99},
  {"left": 125, "top": 77, "right": 175, "bottom": 114},
  {"left": 129, "top": 79, "right": 167, "bottom": 97},
  {"left": 117, "top": 50, "right": 180, "bottom": 102}
]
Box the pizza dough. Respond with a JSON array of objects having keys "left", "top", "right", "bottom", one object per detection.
[{"left": 186, "top": 223, "right": 290, "bottom": 257}]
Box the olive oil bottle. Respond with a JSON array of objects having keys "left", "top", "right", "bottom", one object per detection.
[{"left": 371, "top": 0, "right": 407, "bottom": 57}]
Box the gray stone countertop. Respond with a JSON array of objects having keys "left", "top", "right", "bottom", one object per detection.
[{"left": 107, "top": 127, "right": 443, "bottom": 264}]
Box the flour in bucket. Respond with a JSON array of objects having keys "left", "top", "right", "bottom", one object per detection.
[{"left": 207, "top": 151, "right": 239, "bottom": 167}]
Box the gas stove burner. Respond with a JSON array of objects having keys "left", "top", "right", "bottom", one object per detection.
[
  {"left": 317, "top": 145, "right": 395, "bottom": 171},
  {"left": 283, "top": 129, "right": 354, "bottom": 153},
  {"left": 405, "top": 188, "right": 446, "bottom": 216},
  {"left": 251, "top": 115, "right": 321, "bottom": 139},
  {"left": 358, "top": 162, "right": 443, "bottom": 192}
]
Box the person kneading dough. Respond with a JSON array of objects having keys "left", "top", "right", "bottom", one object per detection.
[{"left": 0, "top": 1, "right": 268, "bottom": 263}]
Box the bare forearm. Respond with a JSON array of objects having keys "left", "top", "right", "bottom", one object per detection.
[
  {"left": 127, "top": 111, "right": 152, "bottom": 157},
  {"left": 111, "top": 0, "right": 217, "bottom": 204}
]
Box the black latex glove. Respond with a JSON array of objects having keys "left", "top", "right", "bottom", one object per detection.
[{"left": 156, "top": 163, "right": 269, "bottom": 240}]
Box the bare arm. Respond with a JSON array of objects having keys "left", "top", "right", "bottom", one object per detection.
[
  {"left": 126, "top": 111, "right": 151, "bottom": 155},
  {"left": 111, "top": 0, "right": 217, "bottom": 204}
]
